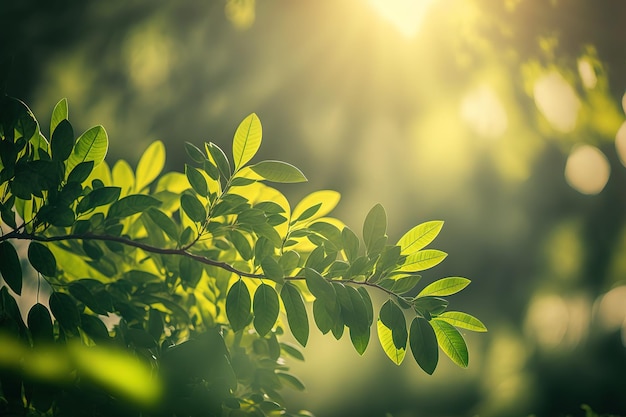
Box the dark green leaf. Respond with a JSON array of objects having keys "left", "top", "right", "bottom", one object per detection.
[
  {"left": 292, "top": 203, "right": 322, "bottom": 223},
  {"left": 280, "top": 282, "right": 309, "bottom": 347},
  {"left": 145, "top": 208, "right": 179, "bottom": 241},
  {"left": 341, "top": 226, "right": 360, "bottom": 263},
  {"left": 313, "top": 299, "right": 335, "bottom": 335},
  {"left": 80, "top": 314, "right": 110, "bottom": 342},
  {"left": 409, "top": 317, "right": 438, "bottom": 374},
  {"left": 390, "top": 274, "right": 422, "bottom": 294},
  {"left": 357, "top": 287, "right": 374, "bottom": 325},
  {"left": 51, "top": 119, "right": 74, "bottom": 162},
  {"left": 27, "top": 242, "right": 56, "bottom": 277},
  {"left": 108, "top": 194, "right": 161, "bottom": 219},
  {"left": 278, "top": 250, "right": 300, "bottom": 274},
  {"left": 180, "top": 193, "right": 206, "bottom": 222},
  {"left": 27, "top": 303, "right": 53, "bottom": 344},
  {"left": 185, "top": 164, "right": 208, "bottom": 196},
  {"left": 147, "top": 308, "right": 163, "bottom": 340},
  {"left": 226, "top": 280, "right": 251, "bottom": 332},
  {"left": 203, "top": 159, "right": 219, "bottom": 180},
  {"left": 77, "top": 186, "right": 121, "bottom": 213},
  {"left": 49, "top": 292, "right": 81, "bottom": 332},
  {"left": 349, "top": 324, "right": 370, "bottom": 355},
  {"left": 260, "top": 257, "right": 284, "bottom": 284},
  {"left": 0, "top": 241, "right": 22, "bottom": 295},
  {"left": 304, "top": 268, "right": 335, "bottom": 304},
  {"left": 309, "top": 221, "right": 343, "bottom": 250},
  {"left": 207, "top": 142, "right": 231, "bottom": 179},
  {"left": 253, "top": 283, "right": 279, "bottom": 336},
  {"left": 38, "top": 205, "right": 75, "bottom": 227},
  {"left": 413, "top": 296, "right": 449, "bottom": 318},
  {"left": 179, "top": 256, "right": 202, "bottom": 288},
  {"left": 69, "top": 282, "right": 108, "bottom": 315},
  {"left": 229, "top": 229, "right": 253, "bottom": 260},
  {"left": 237, "top": 208, "right": 266, "bottom": 225},
  {"left": 250, "top": 160, "right": 307, "bottom": 183},
  {"left": 184, "top": 141, "right": 206, "bottom": 164},
  {"left": 379, "top": 300, "right": 407, "bottom": 350},
  {"left": 363, "top": 204, "right": 387, "bottom": 255}
]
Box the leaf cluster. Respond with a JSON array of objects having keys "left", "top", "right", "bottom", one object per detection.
[{"left": 0, "top": 97, "right": 486, "bottom": 416}]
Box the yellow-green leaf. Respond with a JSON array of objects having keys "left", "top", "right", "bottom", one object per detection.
[
  {"left": 233, "top": 113, "right": 262, "bottom": 171},
  {"left": 67, "top": 125, "right": 108, "bottom": 172},
  {"left": 136, "top": 140, "right": 165, "bottom": 191},
  {"left": 437, "top": 311, "right": 487, "bottom": 332},
  {"left": 417, "top": 277, "right": 470, "bottom": 297},
  {"left": 377, "top": 319, "right": 406, "bottom": 365},
  {"left": 431, "top": 319, "right": 469, "bottom": 368},
  {"left": 397, "top": 220, "right": 444, "bottom": 254},
  {"left": 398, "top": 249, "right": 447, "bottom": 272}
]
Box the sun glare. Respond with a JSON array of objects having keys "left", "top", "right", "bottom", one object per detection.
[{"left": 367, "top": 0, "right": 436, "bottom": 38}]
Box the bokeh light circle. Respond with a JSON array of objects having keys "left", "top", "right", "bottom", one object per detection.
[{"left": 564, "top": 145, "right": 610, "bottom": 195}]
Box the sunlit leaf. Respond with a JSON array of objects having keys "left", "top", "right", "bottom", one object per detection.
[
  {"left": 0, "top": 241, "right": 22, "bottom": 295},
  {"left": 67, "top": 125, "right": 108, "bottom": 172},
  {"left": 398, "top": 249, "right": 447, "bottom": 272},
  {"left": 50, "top": 98, "right": 68, "bottom": 136},
  {"left": 409, "top": 317, "right": 438, "bottom": 375},
  {"left": 363, "top": 204, "right": 387, "bottom": 255},
  {"left": 27, "top": 242, "right": 57, "bottom": 277},
  {"left": 377, "top": 320, "right": 406, "bottom": 365},
  {"left": 437, "top": 311, "right": 487, "bottom": 332},
  {"left": 250, "top": 160, "right": 307, "bottom": 183},
  {"left": 292, "top": 190, "right": 340, "bottom": 223},
  {"left": 135, "top": 140, "right": 165, "bottom": 191},
  {"left": 280, "top": 282, "right": 309, "bottom": 347},
  {"left": 226, "top": 280, "right": 251, "bottom": 332},
  {"left": 431, "top": 319, "right": 469, "bottom": 368},
  {"left": 417, "top": 277, "right": 470, "bottom": 297},
  {"left": 233, "top": 113, "right": 262, "bottom": 170},
  {"left": 253, "top": 283, "right": 279, "bottom": 336},
  {"left": 397, "top": 221, "right": 444, "bottom": 255}
]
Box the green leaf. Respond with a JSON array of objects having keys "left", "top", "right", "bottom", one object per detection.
[
  {"left": 68, "top": 282, "right": 109, "bottom": 315},
  {"left": 363, "top": 204, "right": 387, "bottom": 254},
  {"left": 135, "top": 140, "right": 165, "bottom": 191},
  {"left": 77, "top": 186, "right": 121, "bottom": 213},
  {"left": 341, "top": 226, "right": 360, "bottom": 263},
  {"left": 207, "top": 142, "right": 231, "bottom": 179},
  {"left": 80, "top": 314, "right": 110, "bottom": 342},
  {"left": 397, "top": 220, "right": 444, "bottom": 255},
  {"left": 67, "top": 160, "right": 94, "bottom": 184},
  {"left": 276, "top": 372, "right": 305, "bottom": 391},
  {"left": 50, "top": 98, "right": 68, "bottom": 136},
  {"left": 413, "top": 296, "right": 449, "bottom": 318},
  {"left": 179, "top": 256, "right": 202, "bottom": 288},
  {"left": 313, "top": 299, "right": 337, "bottom": 335},
  {"left": 437, "top": 311, "right": 487, "bottom": 332},
  {"left": 180, "top": 193, "right": 206, "bottom": 223},
  {"left": 250, "top": 160, "right": 307, "bottom": 183},
  {"left": 233, "top": 113, "right": 262, "bottom": 170},
  {"left": 260, "top": 257, "right": 284, "bottom": 284},
  {"left": 345, "top": 285, "right": 369, "bottom": 333},
  {"left": 253, "top": 283, "right": 279, "bottom": 336},
  {"left": 304, "top": 268, "right": 336, "bottom": 304},
  {"left": 229, "top": 229, "right": 253, "bottom": 260},
  {"left": 409, "top": 317, "right": 438, "bottom": 374},
  {"left": 280, "top": 282, "right": 309, "bottom": 347},
  {"left": 377, "top": 320, "right": 406, "bottom": 365},
  {"left": 185, "top": 164, "right": 208, "bottom": 196},
  {"left": 379, "top": 300, "right": 407, "bottom": 350},
  {"left": 417, "top": 277, "right": 470, "bottom": 297},
  {"left": 431, "top": 319, "right": 469, "bottom": 368},
  {"left": 51, "top": 119, "right": 74, "bottom": 162},
  {"left": 293, "top": 203, "right": 322, "bottom": 223},
  {"left": 350, "top": 325, "right": 370, "bottom": 355},
  {"left": 27, "top": 303, "right": 53, "bottom": 343},
  {"left": 184, "top": 142, "right": 206, "bottom": 164},
  {"left": 145, "top": 208, "right": 179, "bottom": 241},
  {"left": 27, "top": 242, "right": 57, "bottom": 277},
  {"left": 0, "top": 241, "right": 22, "bottom": 295},
  {"left": 66, "top": 125, "right": 108, "bottom": 172},
  {"left": 357, "top": 287, "right": 374, "bottom": 326},
  {"left": 280, "top": 342, "right": 305, "bottom": 361},
  {"left": 49, "top": 292, "right": 81, "bottom": 332},
  {"left": 108, "top": 194, "right": 161, "bottom": 219},
  {"left": 389, "top": 274, "right": 422, "bottom": 294},
  {"left": 278, "top": 250, "right": 300, "bottom": 274},
  {"left": 398, "top": 249, "right": 447, "bottom": 272},
  {"left": 226, "top": 280, "right": 251, "bottom": 332}
]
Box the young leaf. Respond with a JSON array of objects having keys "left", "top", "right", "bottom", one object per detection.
[
  {"left": 66, "top": 125, "right": 108, "bottom": 172},
  {"left": 280, "top": 282, "right": 309, "bottom": 347},
  {"left": 0, "top": 241, "right": 22, "bottom": 295},
  {"left": 397, "top": 220, "right": 444, "bottom": 255},
  {"left": 363, "top": 204, "right": 387, "bottom": 254},
  {"left": 28, "top": 303, "right": 54, "bottom": 343},
  {"left": 398, "top": 249, "right": 447, "bottom": 272},
  {"left": 135, "top": 140, "right": 165, "bottom": 191},
  {"left": 431, "top": 319, "right": 469, "bottom": 368},
  {"left": 185, "top": 164, "right": 208, "bottom": 196},
  {"left": 108, "top": 194, "right": 161, "bottom": 219},
  {"left": 27, "top": 242, "right": 57, "bottom": 277},
  {"left": 50, "top": 98, "right": 68, "bottom": 136},
  {"left": 226, "top": 280, "right": 251, "bottom": 332},
  {"left": 417, "top": 277, "right": 471, "bottom": 297},
  {"left": 180, "top": 194, "right": 207, "bottom": 223},
  {"left": 253, "top": 283, "right": 279, "bottom": 336},
  {"left": 377, "top": 320, "right": 406, "bottom": 365},
  {"left": 250, "top": 160, "right": 307, "bottom": 183},
  {"left": 409, "top": 317, "right": 438, "bottom": 374},
  {"left": 51, "top": 119, "right": 74, "bottom": 162},
  {"left": 233, "top": 113, "right": 262, "bottom": 171},
  {"left": 437, "top": 311, "right": 487, "bottom": 332}
]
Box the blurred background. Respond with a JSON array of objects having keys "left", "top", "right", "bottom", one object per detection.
[{"left": 2, "top": 1, "right": 626, "bottom": 416}]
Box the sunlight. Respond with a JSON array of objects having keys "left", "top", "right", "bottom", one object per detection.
[
  {"left": 367, "top": 0, "right": 436, "bottom": 38},
  {"left": 460, "top": 84, "right": 508, "bottom": 140},
  {"left": 533, "top": 71, "right": 580, "bottom": 132},
  {"left": 564, "top": 145, "right": 610, "bottom": 195}
]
